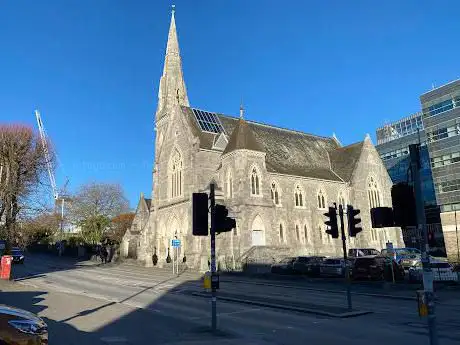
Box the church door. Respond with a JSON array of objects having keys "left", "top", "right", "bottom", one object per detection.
[
  {"left": 251, "top": 215, "right": 266, "bottom": 246},
  {"left": 128, "top": 239, "right": 137, "bottom": 259}
]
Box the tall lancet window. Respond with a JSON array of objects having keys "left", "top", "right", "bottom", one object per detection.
[
  {"left": 251, "top": 167, "right": 260, "bottom": 196},
  {"left": 170, "top": 149, "right": 183, "bottom": 198}
]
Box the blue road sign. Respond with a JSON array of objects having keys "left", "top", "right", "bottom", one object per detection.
[{"left": 171, "top": 239, "right": 181, "bottom": 248}]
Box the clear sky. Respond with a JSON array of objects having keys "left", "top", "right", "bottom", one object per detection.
[{"left": 1, "top": 0, "right": 459, "bottom": 208}]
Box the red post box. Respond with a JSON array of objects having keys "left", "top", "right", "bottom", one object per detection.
[{"left": 0, "top": 255, "right": 12, "bottom": 280}]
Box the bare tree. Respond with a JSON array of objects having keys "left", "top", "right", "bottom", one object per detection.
[
  {"left": 0, "top": 125, "right": 53, "bottom": 249},
  {"left": 69, "top": 182, "right": 130, "bottom": 244}
]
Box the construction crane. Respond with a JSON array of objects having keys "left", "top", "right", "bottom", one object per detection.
[
  {"left": 35, "top": 110, "right": 70, "bottom": 245},
  {"left": 35, "top": 110, "right": 58, "bottom": 201}
]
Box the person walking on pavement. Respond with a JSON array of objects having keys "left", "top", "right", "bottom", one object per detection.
[{"left": 101, "top": 244, "right": 108, "bottom": 264}]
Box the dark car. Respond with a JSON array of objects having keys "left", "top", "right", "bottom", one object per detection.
[
  {"left": 270, "top": 257, "right": 296, "bottom": 274},
  {"left": 0, "top": 304, "right": 48, "bottom": 344},
  {"left": 292, "top": 256, "right": 325, "bottom": 276},
  {"left": 11, "top": 248, "right": 25, "bottom": 264},
  {"left": 348, "top": 248, "right": 380, "bottom": 258},
  {"left": 352, "top": 255, "right": 404, "bottom": 281}
]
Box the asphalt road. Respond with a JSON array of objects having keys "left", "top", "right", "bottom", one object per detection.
[{"left": 6, "top": 254, "right": 460, "bottom": 345}]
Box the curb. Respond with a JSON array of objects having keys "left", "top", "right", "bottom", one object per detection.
[
  {"left": 191, "top": 292, "right": 372, "bottom": 318},
  {"left": 220, "top": 279, "right": 417, "bottom": 301}
]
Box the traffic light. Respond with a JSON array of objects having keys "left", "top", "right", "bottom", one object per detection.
[
  {"left": 347, "top": 205, "right": 362, "bottom": 237},
  {"left": 370, "top": 207, "right": 394, "bottom": 228},
  {"left": 391, "top": 182, "right": 417, "bottom": 228},
  {"left": 214, "top": 204, "right": 236, "bottom": 234},
  {"left": 192, "top": 193, "right": 209, "bottom": 236},
  {"left": 324, "top": 207, "right": 339, "bottom": 238}
]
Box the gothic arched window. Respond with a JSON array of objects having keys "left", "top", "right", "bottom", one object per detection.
[
  {"left": 271, "top": 182, "right": 280, "bottom": 205},
  {"left": 170, "top": 149, "right": 183, "bottom": 198},
  {"left": 294, "top": 185, "right": 304, "bottom": 207},
  {"left": 317, "top": 189, "right": 326, "bottom": 209},
  {"left": 251, "top": 167, "right": 260, "bottom": 196},
  {"left": 368, "top": 177, "right": 381, "bottom": 209},
  {"left": 279, "top": 224, "right": 285, "bottom": 243},
  {"left": 304, "top": 224, "right": 309, "bottom": 243}
]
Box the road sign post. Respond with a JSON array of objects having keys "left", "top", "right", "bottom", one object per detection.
[{"left": 171, "top": 239, "right": 181, "bottom": 276}]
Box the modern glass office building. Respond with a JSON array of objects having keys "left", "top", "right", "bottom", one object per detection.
[
  {"left": 420, "top": 80, "right": 460, "bottom": 260},
  {"left": 421, "top": 80, "right": 460, "bottom": 213},
  {"left": 376, "top": 112, "right": 437, "bottom": 208},
  {"left": 376, "top": 113, "right": 443, "bottom": 251}
]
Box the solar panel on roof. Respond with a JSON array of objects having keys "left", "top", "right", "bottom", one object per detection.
[{"left": 192, "top": 108, "right": 225, "bottom": 134}]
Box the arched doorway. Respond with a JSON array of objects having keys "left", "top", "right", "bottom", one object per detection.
[
  {"left": 251, "top": 215, "right": 266, "bottom": 246},
  {"left": 128, "top": 239, "right": 137, "bottom": 259}
]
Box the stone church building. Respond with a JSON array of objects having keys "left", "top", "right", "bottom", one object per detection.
[{"left": 122, "top": 10, "right": 403, "bottom": 270}]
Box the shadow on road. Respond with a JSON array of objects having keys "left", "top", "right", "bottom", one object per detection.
[{"left": 2, "top": 253, "right": 460, "bottom": 345}]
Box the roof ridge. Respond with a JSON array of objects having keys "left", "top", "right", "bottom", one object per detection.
[
  {"left": 188, "top": 106, "right": 334, "bottom": 141},
  {"left": 221, "top": 113, "right": 334, "bottom": 140}
]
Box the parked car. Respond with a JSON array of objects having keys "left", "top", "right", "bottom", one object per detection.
[
  {"left": 292, "top": 256, "right": 325, "bottom": 276},
  {"left": 380, "top": 247, "right": 421, "bottom": 264},
  {"left": 320, "top": 258, "right": 352, "bottom": 277},
  {"left": 408, "top": 261, "right": 458, "bottom": 283},
  {"left": 399, "top": 254, "right": 421, "bottom": 271},
  {"left": 348, "top": 248, "right": 380, "bottom": 258},
  {"left": 11, "top": 247, "right": 25, "bottom": 264},
  {"left": 270, "top": 257, "right": 297, "bottom": 274},
  {"left": 352, "top": 255, "right": 404, "bottom": 281},
  {"left": 0, "top": 304, "right": 48, "bottom": 344}
]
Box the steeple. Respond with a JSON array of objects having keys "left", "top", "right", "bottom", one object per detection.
[
  {"left": 165, "top": 5, "right": 180, "bottom": 57},
  {"left": 156, "top": 5, "right": 189, "bottom": 121}
]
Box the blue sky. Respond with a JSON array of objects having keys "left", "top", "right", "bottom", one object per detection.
[{"left": 1, "top": 1, "right": 459, "bottom": 208}]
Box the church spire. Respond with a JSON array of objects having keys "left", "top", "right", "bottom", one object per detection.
[
  {"left": 165, "top": 5, "right": 180, "bottom": 57},
  {"left": 156, "top": 5, "right": 189, "bottom": 122}
]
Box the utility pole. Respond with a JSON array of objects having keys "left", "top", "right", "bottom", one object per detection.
[
  {"left": 409, "top": 144, "right": 438, "bottom": 345},
  {"left": 339, "top": 204, "right": 352, "bottom": 311},
  {"left": 210, "top": 183, "right": 217, "bottom": 332}
]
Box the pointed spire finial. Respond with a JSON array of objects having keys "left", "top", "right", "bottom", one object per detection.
[
  {"left": 240, "top": 98, "right": 244, "bottom": 119},
  {"left": 166, "top": 4, "right": 179, "bottom": 56}
]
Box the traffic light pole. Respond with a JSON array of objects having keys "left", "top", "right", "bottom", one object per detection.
[
  {"left": 338, "top": 204, "right": 352, "bottom": 311},
  {"left": 209, "top": 183, "right": 217, "bottom": 332},
  {"left": 409, "top": 144, "right": 438, "bottom": 345}
]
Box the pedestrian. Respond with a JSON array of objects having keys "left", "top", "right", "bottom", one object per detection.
[{"left": 101, "top": 245, "right": 108, "bottom": 264}]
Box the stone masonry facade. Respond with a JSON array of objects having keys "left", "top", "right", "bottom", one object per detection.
[{"left": 121, "top": 10, "right": 403, "bottom": 271}]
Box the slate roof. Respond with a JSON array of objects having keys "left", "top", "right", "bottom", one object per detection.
[
  {"left": 144, "top": 198, "right": 152, "bottom": 209},
  {"left": 181, "top": 106, "right": 363, "bottom": 182},
  {"left": 328, "top": 141, "right": 364, "bottom": 182},
  {"left": 223, "top": 118, "right": 264, "bottom": 154}
]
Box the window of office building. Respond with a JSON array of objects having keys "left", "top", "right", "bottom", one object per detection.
[
  {"left": 437, "top": 179, "right": 460, "bottom": 193},
  {"left": 431, "top": 152, "right": 460, "bottom": 168}
]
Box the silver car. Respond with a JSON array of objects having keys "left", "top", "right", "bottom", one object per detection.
[{"left": 320, "top": 258, "right": 352, "bottom": 277}]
